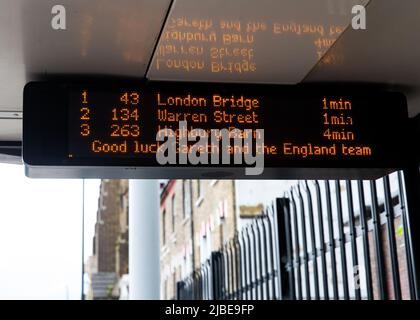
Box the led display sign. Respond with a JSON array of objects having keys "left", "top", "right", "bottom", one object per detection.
[{"left": 23, "top": 82, "right": 409, "bottom": 179}]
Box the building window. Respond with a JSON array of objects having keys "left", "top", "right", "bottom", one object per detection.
[
  {"left": 200, "top": 230, "right": 212, "bottom": 264},
  {"left": 162, "top": 209, "right": 166, "bottom": 245},
  {"left": 171, "top": 194, "right": 175, "bottom": 233},
  {"left": 183, "top": 180, "right": 191, "bottom": 219}
]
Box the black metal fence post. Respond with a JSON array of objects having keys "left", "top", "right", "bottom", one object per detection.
[
  {"left": 370, "top": 180, "right": 387, "bottom": 299},
  {"left": 314, "top": 181, "right": 329, "bottom": 300},
  {"left": 176, "top": 281, "right": 184, "bottom": 300},
  {"left": 357, "top": 180, "right": 373, "bottom": 300},
  {"left": 297, "top": 186, "right": 311, "bottom": 299},
  {"left": 402, "top": 166, "right": 420, "bottom": 299},
  {"left": 398, "top": 171, "right": 416, "bottom": 299},
  {"left": 325, "top": 181, "right": 339, "bottom": 299},
  {"left": 383, "top": 175, "right": 402, "bottom": 299},
  {"left": 211, "top": 252, "right": 221, "bottom": 300},
  {"left": 345, "top": 180, "right": 361, "bottom": 300},
  {"left": 335, "top": 180, "right": 349, "bottom": 299},
  {"left": 275, "top": 197, "right": 294, "bottom": 300},
  {"left": 305, "top": 181, "right": 320, "bottom": 300},
  {"left": 290, "top": 194, "right": 302, "bottom": 300}
]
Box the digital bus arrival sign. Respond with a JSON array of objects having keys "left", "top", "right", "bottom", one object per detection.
[{"left": 23, "top": 82, "right": 410, "bottom": 179}]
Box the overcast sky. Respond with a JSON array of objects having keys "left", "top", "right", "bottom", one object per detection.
[{"left": 0, "top": 163, "right": 100, "bottom": 299}]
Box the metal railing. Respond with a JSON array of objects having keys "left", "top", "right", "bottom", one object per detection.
[
  {"left": 177, "top": 208, "right": 282, "bottom": 300},
  {"left": 177, "top": 171, "right": 419, "bottom": 300}
]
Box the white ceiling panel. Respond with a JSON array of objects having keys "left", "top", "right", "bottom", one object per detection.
[
  {"left": 0, "top": 0, "right": 171, "bottom": 113},
  {"left": 304, "top": 0, "right": 420, "bottom": 117},
  {"left": 148, "top": 0, "right": 369, "bottom": 83}
]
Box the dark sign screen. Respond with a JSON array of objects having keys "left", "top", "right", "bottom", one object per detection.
[{"left": 23, "top": 82, "right": 410, "bottom": 179}]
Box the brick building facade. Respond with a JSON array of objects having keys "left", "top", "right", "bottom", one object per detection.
[
  {"left": 160, "top": 179, "right": 236, "bottom": 300},
  {"left": 88, "top": 179, "right": 129, "bottom": 299},
  {"left": 159, "top": 178, "right": 414, "bottom": 300},
  {"left": 87, "top": 178, "right": 412, "bottom": 300}
]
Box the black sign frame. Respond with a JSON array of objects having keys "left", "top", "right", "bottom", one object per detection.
[{"left": 23, "top": 81, "right": 411, "bottom": 179}]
